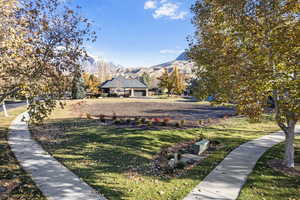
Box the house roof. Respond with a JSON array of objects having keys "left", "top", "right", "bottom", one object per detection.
[{"left": 101, "top": 76, "right": 148, "bottom": 89}]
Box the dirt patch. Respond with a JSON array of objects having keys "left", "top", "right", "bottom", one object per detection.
[
  {"left": 268, "top": 159, "right": 300, "bottom": 176},
  {"left": 72, "top": 101, "right": 235, "bottom": 122}
]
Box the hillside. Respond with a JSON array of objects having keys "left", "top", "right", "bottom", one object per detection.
[{"left": 82, "top": 52, "right": 196, "bottom": 88}]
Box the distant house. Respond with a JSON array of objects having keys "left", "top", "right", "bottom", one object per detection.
[{"left": 101, "top": 76, "right": 148, "bottom": 97}]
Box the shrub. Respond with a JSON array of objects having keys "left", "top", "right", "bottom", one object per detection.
[
  {"left": 176, "top": 161, "right": 186, "bottom": 169},
  {"left": 147, "top": 121, "right": 153, "bottom": 126},
  {"left": 99, "top": 114, "right": 105, "bottom": 122},
  {"left": 126, "top": 119, "right": 131, "bottom": 124},
  {"left": 112, "top": 112, "right": 117, "bottom": 120},
  {"left": 198, "top": 120, "right": 203, "bottom": 126},
  {"left": 141, "top": 118, "right": 146, "bottom": 123},
  {"left": 162, "top": 117, "right": 171, "bottom": 126},
  {"left": 166, "top": 154, "right": 174, "bottom": 160},
  {"left": 207, "top": 118, "right": 212, "bottom": 123},
  {"left": 153, "top": 118, "right": 161, "bottom": 123},
  {"left": 86, "top": 113, "right": 92, "bottom": 119},
  {"left": 101, "top": 93, "right": 108, "bottom": 98},
  {"left": 120, "top": 119, "right": 125, "bottom": 124},
  {"left": 135, "top": 117, "right": 142, "bottom": 125},
  {"left": 177, "top": 153, "right": 182, "bottom": 160},
  {"left": 114, "top": 120, "right": 121, "bottom": 124},
  {"left": 180, "top": 120, "right": 185, "bottom": 127},
  {"left": 175, "top": 122, "right": 181, "bottom": 127}
]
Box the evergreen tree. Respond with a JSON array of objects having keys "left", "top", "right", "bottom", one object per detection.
[{"left": 72, "top": 72, "right": 86, "bottom": 99}]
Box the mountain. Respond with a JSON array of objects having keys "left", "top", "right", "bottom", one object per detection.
[
  {"left": 176, "top": 52, "right": 189, "bottom": 61},
  {"left": 82, "top": 51, "right": 196, "bottom": 88}
]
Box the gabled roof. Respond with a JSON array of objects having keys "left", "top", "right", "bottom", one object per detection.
[{"left": 101, "top": 76, "right": 148, "bottom": 88}]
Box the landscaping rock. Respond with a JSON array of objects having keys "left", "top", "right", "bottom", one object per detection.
[
  {"left": 180, "top": 154, "right": 204, "bottom": 164},
  {"left": 168, "top": 159, "right": 176, "bottom": 169},
  {"left": 192, "top": 139, "right": 210, "bottom": 155}
]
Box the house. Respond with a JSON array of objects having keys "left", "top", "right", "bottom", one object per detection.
[{"left": 100, "top": 76, "right": 148, "bottom": 97}]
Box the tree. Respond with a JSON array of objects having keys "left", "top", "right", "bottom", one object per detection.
[
  {"left": 83, "top": 72, "right": 100, "bottom": 95},
  {"left": 171, "top": 66, "right": 186, "bottom": 95},
  {"left": 139, "top": 72, "right": 151, "bottom": 87},
  {"left": 72, "top": 71, "right": 86, "bottom": 99},
  {"left": 189, "top": 0, "right": 299, "bottom": 168},
  {"left": 0, "top": 0, "right": 96, "bottom": 122},
  {"left": 158, "top": 69, "right": 174, "bottom": 96}
]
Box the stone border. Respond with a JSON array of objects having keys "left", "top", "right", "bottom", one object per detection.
[
  {"left": 8, "top": 112, "right": 107, "bottom": 200},
  {"left": 184, "top": 125, "right": 300, "bottom": 200}
]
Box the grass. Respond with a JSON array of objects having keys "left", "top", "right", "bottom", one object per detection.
[
  {"left": 0, "top": 107, "right": 45, "bottom": 199},
  {"left": 238, "top": 136, "right": 300, "bottom": 200},
  {"left": 31, "top": 101, "right": 282, "bottom": 200}
]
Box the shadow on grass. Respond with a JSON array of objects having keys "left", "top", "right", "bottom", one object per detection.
[
  {"left": 238, "top": 139, "right": 300, "bottom": 200},
  {"left": 30, "top": 117, "right": 283, "bottom": 199},
  {"left": 0, "top": 125, "right": 45, "bottom": 199}
]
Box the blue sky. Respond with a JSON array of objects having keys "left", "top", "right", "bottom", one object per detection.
[{"left": 66, "top": 0, "right": 195, "bottom": 67}]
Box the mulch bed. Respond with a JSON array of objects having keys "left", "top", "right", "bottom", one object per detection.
[{"left": 0, "top": 179, "right": 21, "bottom": 200}]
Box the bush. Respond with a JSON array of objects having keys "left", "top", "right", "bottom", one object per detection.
[
  {"left": 147, "top": 121, "right": 153, "bottom": 126},
  {"left": 141, "top": 118, "right": 146, "bottom": 123},
  {"left": 166, "top": 154, "right": 174, "bottom": 160},
  {"left": 207, "top": 118, "right": 212, "bottom": 123},
  {"left": 112, "top": 112, "right": 117, "bottom": 120},
  {"left": 126, "top": 119, "right": 131, "bottom": 124},
  {"left": 198, "top": 120, "right": 203, "bottom": 126},
  {"left": 101, "top": 93, "right": 108, "bottom": 98},
  {"left": 175, "top": 122, "right": 181, "bottom": 127},
  {"left": 180, "top": 120, "right": 185, "bottom": 127},
  {"left": 162, "top": 117, "right": 171, "bottom": 126},
  {"left": 110, "top": 93, "right": 119, "bottom": 97},
  {"left": 99, "top": 114, "right": 105, "bottom": 122},
  {"left": 120, "top": 119, "right": 125, "bottom": 124},
  {"left": 135, "top": 117, "right": 142, "bottom": 125},
  {"left": 176, "top": 161, "right": 186, "bottom": 169},
  {"left": 153, "top": 118, "right": 161, "bottom": 123},
  {"left": 86, "top": 113, "right": 92, "bottom": 119},
  {"left": 114, "top": 120, "right": 121, "bottom": 124}
]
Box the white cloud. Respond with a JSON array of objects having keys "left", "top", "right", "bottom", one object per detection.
[
  {"left": 144, "top": 0, "right": 157, "bottom": 10},
  {"left": 160, "top": 49, "right": 183, "bottom": 54},
  {"left": 153, "top": 3, "right": 187, "bottom": 20},
  {"left": 160, "top": 0, "right": 168, "bottom": 3},
  {"left": 145, "top": 1, "right": 188, "bottom": 20}
]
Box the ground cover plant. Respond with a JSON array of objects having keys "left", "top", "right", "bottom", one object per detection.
[
  {"left": 31, "top": 99, "right": 281, "bottom": 200},
  {"left": 238, "top": 136, "right": 300, "bottom": 200},
  {"left": 0, "top": 107, "right": 45, "bottom": 199}
]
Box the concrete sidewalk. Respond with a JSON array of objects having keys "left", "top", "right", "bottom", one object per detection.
[
  {"left": 8, "top": 112, "right": 107, "bottom": 200},
  {"left": 184, "top": 126, "right": 300, "bottom": 200}
]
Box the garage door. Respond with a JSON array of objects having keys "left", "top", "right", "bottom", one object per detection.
[{"left": 134, "top": 90, "right": 146, "bottom": 96}]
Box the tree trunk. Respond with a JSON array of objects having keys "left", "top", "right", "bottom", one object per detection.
[
  {"left": 283, "top": 119, "right": 296, "bottom": 168},
  {"left": 273, "top": 91, "right": 297, "bottom": 168},
  {"left": 2, "top": 102, "right": 9, "bottom": 117}
]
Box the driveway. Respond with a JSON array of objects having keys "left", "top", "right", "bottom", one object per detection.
[{"left": 0, "top": 101, "right": 26, "bottom": 112}]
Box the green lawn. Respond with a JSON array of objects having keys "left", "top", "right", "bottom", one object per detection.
[
  {"left": 238, "top": 136, "right": 300, "bottom": 200},
  {"left": 0, "top": 107, "right": 45, "bottom": 199},
  {"left": 31, "top": 105, "right": 281, "bottom": 200}
]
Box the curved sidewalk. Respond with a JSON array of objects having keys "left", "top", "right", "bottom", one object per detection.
[
  {"left": 184, "top": 125, "right": 300, "bottom": 200},
  {"left": 8, "top": 112, "right": 107, "bottom": 200}
]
